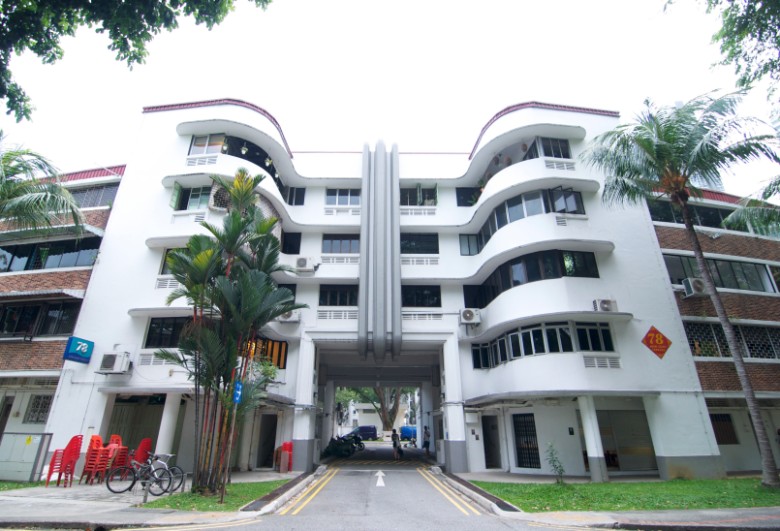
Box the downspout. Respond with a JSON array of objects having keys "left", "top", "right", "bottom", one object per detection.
[
  {"left": 358, "top": 144, "right": 371, "bottom": 359},
  {"left": 374, "top": 141, "right": 387, "bottom": 361},
  {"left": 390, "top": 144, "right": 402, "bottom": 359}
]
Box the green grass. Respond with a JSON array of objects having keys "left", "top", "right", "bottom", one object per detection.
[
  {"left": 473, "top": 478, "right": 780, "bottom": 512},
  {"left": 141, "top": 480, "right": 289, "bottom": 512},
  {"left": 0, "top": 481, "right": 40, "bottom": 492}
]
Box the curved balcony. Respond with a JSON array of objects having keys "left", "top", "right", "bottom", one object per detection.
[
  {"left": 459, "top": 277, "right": 632, "bottom": 343},
  {"left": 402, "top": 214, "right": 614, "bottom": 282}
]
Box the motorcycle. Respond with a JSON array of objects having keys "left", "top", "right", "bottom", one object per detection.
[{"left": 342, "top": 433, "right": 365, "bottom": 451}]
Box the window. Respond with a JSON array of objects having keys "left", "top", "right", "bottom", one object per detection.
[
  {"left": 648, "top": 200, "right": 750, "bottom": 233},
  {"left": 540, "top": 138, "right": 572, "bottom": 159},
  {"left": 400, "top": 233, "right": 439, "bottom": 254},
  {"left": 513, "top": 413, "right": 541, "bottom": 468},
  {"left": 322, "top": 234, "right": 360, "bottom": 253},
  {"left": 284, "top": 187, "right": 306, "bottom": 206},
  {"left": 145, "top": 317, "right": 190, "bottom": 348},
  {"left": 281, "top": 232, "right": 301, "bottom": 254},
  {"left": 70, "top": 184, "right": 119, "bottom": 208},
  {"left": 709, "top": 413, "right": 739, "bottom": 445},
  {"left": 400, "top": 186, "right": 437, "bottom": 206},
  {"left": 459, "top": 188, "right": 585, "bottom": 254},
  {"left": 189, "top": 134, "right": 225, "bottom": 155},
  {"left": 0, "top": 301, "right": 80, "bottom": 338},
  {"left": 684, "top": 321, "right": 780, "bottom": 359},
  {"left": 325, "top": 189, "right": 360, "bottom": 206},
  {"left": 277, "top": 284, "right": 297, "bottom": 299},
  {"left": 23, "top": 395, "right": 53, "bottom": 424},
  {"left": 401, "top": 285, "right": 441, "bottom": 307},
  {"left": 459, "top": 235, "right": 481, "bottom": 256},
  {"left": 456, "top": 187, "right": 480, "bottom": 206},
  {"left": 319, "top": 285, "right": 358, "bottom": 306},
  {"left": 0, "top": 238, "right": 100, "bottom": 273},
  {"left": 160, "top": 249, "right": 183, "bottom": 275},
  {"left": 575, "top": 322, "right": 614, "bottom": 352},
  {"left": 663, "top": 254, "right": 775, "bottom": 293},
  {"left": 463, "top": 250, "right": 599, "bottom": 308},
  {"left": 472, "top": 321, "right": 606, "bottom": 369},
  {"left": 172, "top": 185, "right": 211, "bottom": 211}
]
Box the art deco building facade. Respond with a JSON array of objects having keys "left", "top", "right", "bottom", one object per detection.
[{"left": 37, "top": 98, "right": 779, "bottom": 480}]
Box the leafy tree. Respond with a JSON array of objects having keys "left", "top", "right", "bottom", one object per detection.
[
  {"left": 722, "top": 175, "right": 780, "bottom": 235},
  {"left": 157, "top": 169, "right": 305, "bottom": 499},
  {"left": 0, "top": 0, "right": 271, "bottom": 121},
  {"left": 581, "top": 90, "right": 780, "bottom": 488},
  {"left": 348, "top": 387, "right": 416, "bottom": 431},
  {"left": 0, "top": 131, "right": 82, "bottom": 231},
  {"left": 704, "top": 0, "right": 780, "bottom": 95}
]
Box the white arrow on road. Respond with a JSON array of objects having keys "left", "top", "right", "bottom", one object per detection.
[{"left": 375, "top": 470, "right": 385, "bottom": 487}]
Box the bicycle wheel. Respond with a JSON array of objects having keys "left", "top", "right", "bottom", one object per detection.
[
  {"left": 146, "top": 467, "right": 172, "bottom": 496},
  {"left": 106, "top": 466, "right": 136, "bottom": 493},
  {"left": 168, "top": 466, "right": 185, "bottom": 492}
]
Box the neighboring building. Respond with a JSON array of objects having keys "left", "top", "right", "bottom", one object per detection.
[
  {"left": 0, "top": 167, "right": 121, "bottom": 478},
  {"left": 39, "top": 98, "right": 779, "bottom": 480},
  {"left": 650, "top": 192, "right": 780, "bottom": 473}
]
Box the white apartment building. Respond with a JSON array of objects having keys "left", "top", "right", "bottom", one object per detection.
[{"left": 43, "top": 98, "right": 730, "bottom": 481}]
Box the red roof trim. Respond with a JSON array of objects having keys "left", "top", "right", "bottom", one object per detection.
[
  {"left": 699, "top": 189, "right": 742, "bottom": 205},
  {"left": 42, "top": 165, "right": 125, "bottom": 183},
  {"left": 142, "top": 98, "right": 293, "bottom": 158},
  {"left": 469, "top": 102, "right": 620, "bottom": 159}
]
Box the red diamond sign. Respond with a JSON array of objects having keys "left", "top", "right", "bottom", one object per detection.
[{"left": 642, "top": 326, "right": 672, "bottom": 359}]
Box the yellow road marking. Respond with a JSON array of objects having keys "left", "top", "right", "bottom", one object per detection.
[
  {"left": 122, "top": 518, "right": 259, "bottom": 531},
  {"left": 279, "top": 467, "right": 339, "bottom": 516},
  {"left": 416, "top": 467, "right": 471, "bottom": 516}
]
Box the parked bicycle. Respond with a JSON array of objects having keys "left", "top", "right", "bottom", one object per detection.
[
  {"left": 106, "top": 452, "right": 172, "bottom": 495},
  {"left": 154, "top": 453, "right": 186, "bottom": 492}
]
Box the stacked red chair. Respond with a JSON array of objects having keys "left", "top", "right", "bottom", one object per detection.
[
  {"left": 110, "top": 445, "right": 129, "bottom": 468},
  {"left": 108, "top": 434, "right": 122, "bottom": 446},
  {"left": 46, "top": 435, "right": 83, "bottom": 487},
  {"left": 134, "top": 438, "right": 152, "bottom": 465},
  {"left": 79, "top": 435, "right": 104, "bottom": 484}
]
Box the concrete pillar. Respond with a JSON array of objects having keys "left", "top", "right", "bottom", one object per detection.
[
  {"left": 292, "top": 335, "right": 316, "bottom": 472},
  {"left": 236, "top": 410, "right": 256, "bottom": 471},
  {"left": 578, "top": 395, "right": 607, "bottom": 482},
  {"left": 441, "top": 335, "right": 467, "bottom": 472},
  {"left": 155, "top": 393, "right": 181, "bottom": 455},
  {"left": 323, "top": 380, "right": 335, "bottom": 441}
]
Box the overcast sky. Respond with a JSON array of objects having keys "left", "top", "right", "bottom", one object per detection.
[{"left": 2, "top": 0, "right": 777, "bottom": 197}]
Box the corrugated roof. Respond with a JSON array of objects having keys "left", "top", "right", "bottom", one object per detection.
[
  {"left": 700, "top": 189, "right": 742, "bottom": 205},
  {"left": 59, "top": 165, "right": 126, "bottom": 182}
]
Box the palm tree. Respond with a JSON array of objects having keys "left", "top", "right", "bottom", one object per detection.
[
  {"left": 158, "top": 170, "right": 306, "bottom": 497},
  {"left": 0, "top": 132, "right": 82, "bottom": 231},
  {"left": 581, "top": 91, "right": 780, "bottom": 488},
  {"left": 722, "top": 175, "right": 780, "bottom": 236}
]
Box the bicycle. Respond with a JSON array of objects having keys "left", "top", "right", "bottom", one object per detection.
[
  {"left": 106, "top": 452, "right": 172, "bottom": 495},
  {"left": 154, "top": 453, "right": 186, "bottom": 493}
]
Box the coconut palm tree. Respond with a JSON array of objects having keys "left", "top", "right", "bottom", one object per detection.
[
  {"left": 0, "top": 131, "right": 81, "bottom": 231},
  {"left": 581, "top": 90, "right": 780, "bottom": 488},
  {"left": 721, "top": 175, "right": 780, "bottom": 236}
]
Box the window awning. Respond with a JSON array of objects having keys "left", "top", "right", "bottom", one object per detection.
[
  {"left": 0, "top": 288, "right": 85, "bottom": 301},
  {"left": 145, "top": 235, "right": 193, "bottom": 249},
  {"left": 127, "top": 306, "right": 193, "bottom": 318},
  {"left": 0, "top": 223, "right": 104, "bottom": 243},
  {"left": 161, "top": 172, "right": 215, "bottom": 189}
]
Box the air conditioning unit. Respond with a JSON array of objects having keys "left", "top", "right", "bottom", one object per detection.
[
  {"left": 459, "top": 308, "right": 482, "bottom": 325},
  {"left": 277, "top": 309, "right": 301, "bottom": 323},
  {"left": 682, "top": 277, "right": 707, "bottom": 298},
  {"left": 295, "top": 257, "right": 315, "bottom": 273},
  {"left": 96, "top": 352, "right": 131, "bottom": 374},
  {"left": 592, "top": 299, "right": 618, "bottom": 312}
]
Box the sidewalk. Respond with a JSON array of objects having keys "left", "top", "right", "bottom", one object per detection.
[{"left": 0, "top": 468, "right": 778, "bottom": 530}]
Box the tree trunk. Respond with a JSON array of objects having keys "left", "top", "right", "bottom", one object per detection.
[{"left": 681, "top": 202, "right": 779, "bottom": 487}]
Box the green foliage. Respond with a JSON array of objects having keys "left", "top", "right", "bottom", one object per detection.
[
  {"left": 473, "top": 478, "right": 780, "bottom": 512},
  {"left": 0, "top": 0, "right": 271, "bottom": 121},
  {"left": 344, "top": 386, "right": 416, "bottom": 430},
  {"left": 704, "top": 0, "right": 780, "bottom": 95},
  {"left": 0, "top": 131, "right": 82, "bottom": 232},
  {"left": 157, "top": 171, "right": 306, "bottom": 498},
  {"left": 142, "top": 480, "right": 288, "bottom": 512},
  {"left": 0, "top": 481, "right": 39, "bottom": 492},
  {"left": 545, "top": 442, "right": 565, "bottom": 485}
]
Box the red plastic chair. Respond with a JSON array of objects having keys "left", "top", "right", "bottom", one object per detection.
[
  {"left": 110, "top": 446, "right": 129, "bottom": 468},
  {"left": 79, "top": 436, "right": 106, "bottom": 484},
  {"left": 47, "top": 435, "right": 83, "bottom": 487},
  {"left": 134, "top": 438, "right": 152, "bottom": 465},
  {"left": 44, "top": 449, "right": 64, "bottom": 487},
  {"left": 108, "top": 434, "right": 122, "bottom": 447}
]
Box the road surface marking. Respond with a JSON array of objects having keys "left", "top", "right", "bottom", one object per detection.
[
  {"left": 416, "top": 467, "right": 472, "bottom": 516},
  {"left": 279, "top": 466, "right": 339, "bottom": 516},
  {"left": 375, "top": 470, "right": 385, "bottom": 487}
]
